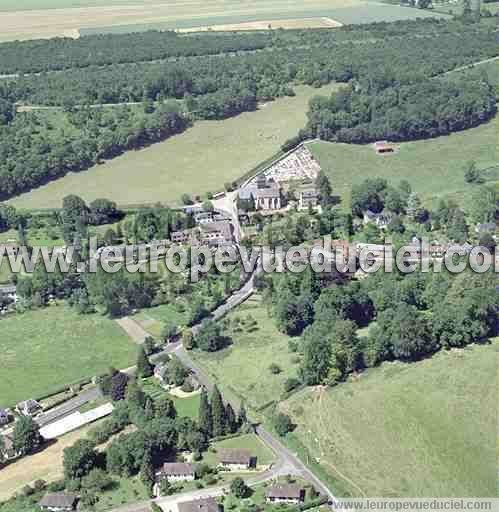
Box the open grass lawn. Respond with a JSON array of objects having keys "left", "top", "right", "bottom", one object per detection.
[
  {"left": 93, "top": 476, "right": 150, "bottom": 511},
  {"left": 0, "top": 304, "right": 137, "bottom": 407},
  {"left": 132, "top": 303, "right": 188, "bottom": 337},
  {"left": 203, "top": 433, "right": 276, "bottom": 466},
  {"left": 142, "top": 377, "right": 201, "bottom": 420},
  {"left": 192, "top": 296, "right": 300, "bottom": 412},
  {"left": 309, "top": 113, "right": 499, "bottom": 208},
  {"left": 8, "top": 84, "right": 333, "bottom": 209},
  {"left": 281, "top": 341, "right": 497, "bottom": 497}
]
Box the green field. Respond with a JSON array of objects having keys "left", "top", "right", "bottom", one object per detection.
[
  {"left": 282, "top": 342, "right": 497, "bottom": 497},
  {"left": 142, "top": 377, "right": 201, "bottom": 419},
  {"left": 0, "top": 304, "right": 137, "bottom": 407},
  {"left": 79, "top": 5, "right": 445, "bottom": 35},
  {"left": 132, "top": 303, "right": 188, "bottom": 337},
  {"left": 309, "top": 113, "right": 499, "bottom": 207},
  {"left": 192, "top": 296, "right": 300, "bottom": 412},
  {"left": 8, "top": 84, "right": 338, "bottom": 210}
]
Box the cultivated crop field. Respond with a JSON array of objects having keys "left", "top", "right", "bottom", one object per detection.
[
  {"left": 0, "top": 0, "right": 446, "bottom": 41},
  {"left": 309, "top": 113, "right": 499, "bottom": 207},
  {"left": 8, "top": 84, "right": 339, "bottom": 209},
  {"left": 282, "top": 342, "right": 497, "bottom": 497},
  {"left": 0, "top": 304, "right": 137, "bottom": 407}
]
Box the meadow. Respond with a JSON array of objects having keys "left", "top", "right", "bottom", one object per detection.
[
  {"left": 8, "top": 84, "right": 339, "bottom": 209},
  {"left": 132, "top": 303, "right": 188, "bottom": 337},
  {"left": 282, "top": 342, "right": 497, "bottom": 497},
  {"left": 0, "top": 304, "right": 137, "bottom": 407},
  {"left": 192, "top": 296, "right": 301, "bottom": 412},
  {"left": 0, "top": 0, "right": 445, "bottom": 41},
  {"left": 308, "top": 113, "right": 499, "bottom": 208}
]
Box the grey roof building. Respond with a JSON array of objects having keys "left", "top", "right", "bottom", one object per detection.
[
  {"left": 178, "top": 497, "right": 222, "bottom": 512},
  {"left": 39, "top": 492, "right": 78, "bottom": 511}
]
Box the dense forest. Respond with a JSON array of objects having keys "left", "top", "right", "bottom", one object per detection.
[
  {"left": 0, "top": 103, "right": 188, "bottom": 198},
  {"left": 305, "top": 75, "right": 497, "bottom": 143},
  {"left": 0, "top": 18, "right": 476, "bottom": 76},
  {"left": 0, "top": 31, "right": 272, "bottom": 75},
  {"left": 0, "top": 18, "right": 497, "bottom": 199},
  {"left": 260, "top": 265, "right": 498, "bottom": 387}
]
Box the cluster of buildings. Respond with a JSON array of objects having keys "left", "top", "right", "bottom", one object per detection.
[
  {"left": 170, "top": 207, "right": 235, "bottom": 248},
  {"left": 238, "top": 174, "right": 321, "bottom": 214}
]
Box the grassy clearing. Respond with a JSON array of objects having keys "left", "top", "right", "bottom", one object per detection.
[
  {"left": 8, "top": 84, "right": 338, "bottom": 209},
  {"left": 202, "top": 433, "right": 276, "bottom": 466},
  {"left": 282, "top": 342, "right": 497, "bottom": 497},
  {"left": 93, "top": 476, "right": 150, "bottom": 511},
  {"left": 0, "top": 304, "right": 137, "bottom": 407},
  {"left": 132, "top": 303, "right": 188, "bottom": 337},
  {"left": 192, "top": 296, "right": 300, "bottom": 412},
  {"left": 142, "top": 377, "right": 201, "bottom": 420},
  {"left": 309, "top": 113, "right": 499, "bottom": 207}
]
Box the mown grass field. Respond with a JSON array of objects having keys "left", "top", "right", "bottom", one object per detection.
[
  {"left": 0, "top": 304, "right": 137, "bottom": 407},
  {"left": 132, "top": 303, "right": 188, "bottom": 337},
  {"left": 192, "top": 296, "right": 300, "bottom": 412},
  {"left": 8, "top": 84, "right": 338, "bottom": 209},
  {"left": 309, "top": 113, "right": 499, "bottom": 207},
  {"left": 281, "top": 342, "right": 497, "bottom": 497}
]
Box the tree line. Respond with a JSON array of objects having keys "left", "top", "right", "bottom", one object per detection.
[
  {"left": 0, "top": 30, "right": 272, "bottom": 75},
  {"left": 0, "top": 19, "right": 497, "bottom": 199},
  {"left": 262, "top": 266, "right": 498, "bottom": 387},
  {"left": 0, "top": 102, "right": 188, "bottom": 198}
]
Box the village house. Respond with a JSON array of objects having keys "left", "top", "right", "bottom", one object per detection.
[
  {"left": 16, "top": 399, "right": 42, "bottom": 417},
  {"left": 217, "top": 448, "right": 256, "bottom": 470},
  {"left": 0, "top": 408, "right": 9, "bottom": 425},
  {"left": 156, "top": 462, "right": 196, "bottom": 483},
  {"left": 475, "top": 222, "right": 496, "bottom": 236},
  {"left": 178, "top": 497, "right": 222, "bottom": 512},
  {"left": 171, "top": 228, "right": 199, "bottom": 245},
  {"left": 199, "top": 221, "right": 233, "bottom": 247},
  {"left": 154, "top": 363, "right": 168, "bottom": 385},
  {"left": 194, "top": 211, "right": 214, "bottom": 224},
  {"left": 253, "top": 185, "right": 281, "bottom": 211},
  {"left": 0, "top": 434, "right": 20, "bottom": 462},
  {"left": 362, "top": 209, "right": 393, "bottom": 229},
  {"left": 39, "top": 493, "right": 78, "bottom": 512},
  {"left": 298, "top": 184, "right": 320, "bottom": 209},
  {"left": 265, "top": 484, "right": 306, "bottom": 504}
]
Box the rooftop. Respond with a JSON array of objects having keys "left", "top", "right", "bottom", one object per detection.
[
  {"left": 266, "top": 484, "right": 305, "bottom": 499},
  {"left": 178, "top": 498, "right": 221, "bottom": 512},
  {"left": 217, "top": 448, "right": 253, "bottom": 465},
  {"left": 39, "top": 492, "right": 78, "bottom": 509},
  {"left": 159, "top": 462, "right": 195, "bottom": 475}
]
